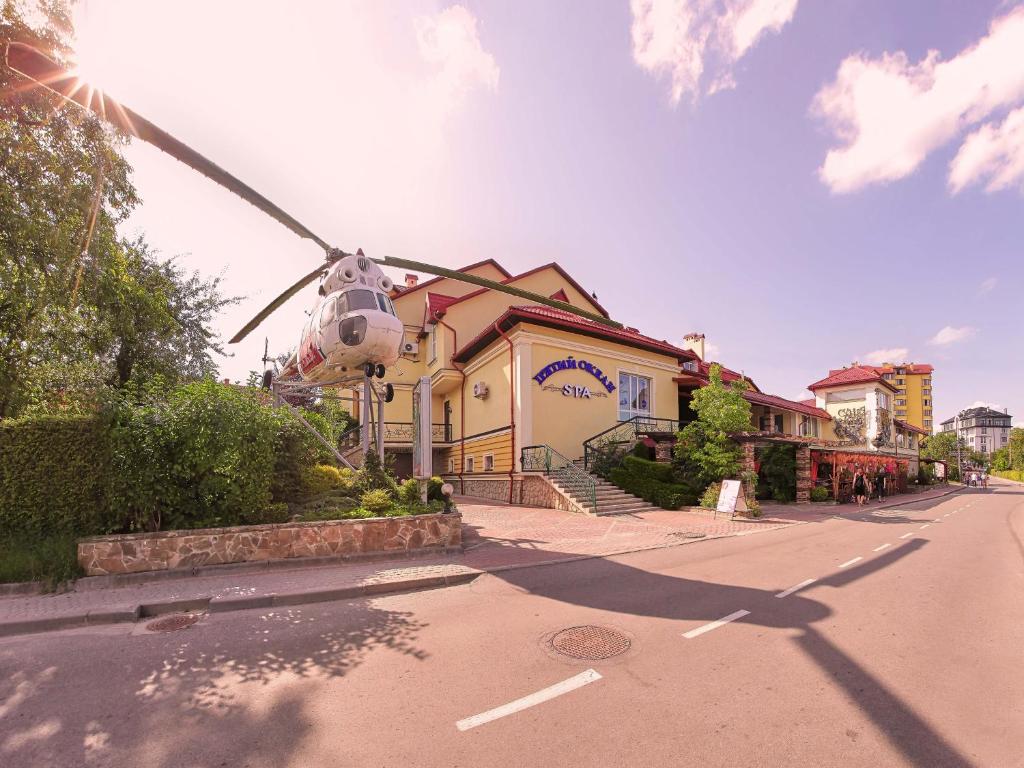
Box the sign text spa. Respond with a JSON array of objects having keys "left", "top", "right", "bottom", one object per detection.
[{"left": 532, "top": 356, "right": 616, "bottom": 394}]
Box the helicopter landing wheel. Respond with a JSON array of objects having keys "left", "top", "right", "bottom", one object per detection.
[
  {"left": 375, "top": 364, "right": 386, "bottom": 379},
  {"left": 364, "top": 362, "right": 375, "bottom": 378},
  {"left": 384, "top": 383, "right": 395, "bottom": 403}
]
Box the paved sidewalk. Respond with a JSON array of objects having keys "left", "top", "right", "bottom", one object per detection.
[{"left": 0, "top": 484, "right": 961, "bottom": 638}]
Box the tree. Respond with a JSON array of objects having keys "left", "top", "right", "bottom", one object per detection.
[
  {"left": 921, "top": 431, "right": 965, "bottom": 480},
  {"left": 0, "top": 2, "right": 235, "bottom": 417},
  {"left": 674, "top": 364, "right": 753, "bottom": 488}
]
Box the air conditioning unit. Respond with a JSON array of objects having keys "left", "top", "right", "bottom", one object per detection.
[
  {"left": 472, "top": 381, "right": 489, "bottom": 399},
  {"left": 402, "top": 340, "right": 419, "bottom": 357}
]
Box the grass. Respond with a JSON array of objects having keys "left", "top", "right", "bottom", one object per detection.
[{"left": 0, "top": 533, "right": 82, "bottom": 589}]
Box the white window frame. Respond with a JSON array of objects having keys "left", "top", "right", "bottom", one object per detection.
[
  {"left": 483, "top": 454, "right": 494, "bottom": 472},
  {"left": 465, "top": 455, "right": 475, "bottom": 473},
  {"left": 428, "top": 326, "right": 437, "bottom": 364},
  {"left": 447, "top": 457, "right": 455, "bottom": 473},
  {"left": 618, "top": 371, "right": 653, "bottom": 421}
]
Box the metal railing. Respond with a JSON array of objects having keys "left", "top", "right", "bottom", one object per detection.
[
  {"left": 582, "top": 416, "right": 680, "bottom": 474},
  {"left": 381, "top": 422, "right": 453, "bottom": 443},
  {"left": 520, "top": 444, "right": 597, "bottom": 511}
]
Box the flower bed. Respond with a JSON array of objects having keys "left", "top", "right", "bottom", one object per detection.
[{"left": 78, "top": 512, "right": 462, "bottom": 576}]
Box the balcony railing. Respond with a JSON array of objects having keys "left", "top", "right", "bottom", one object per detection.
[
  {"left": 382, "top": 422, "right": 453, "bottom": 443},
  {"left": 582, "top": 416, "right": 680, "bottom": 474}
]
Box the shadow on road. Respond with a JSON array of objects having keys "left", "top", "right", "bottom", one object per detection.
[
  {"left": 480, "top": 532, "right": 972, "bottom": 767},
  {"left": 0, "top": 598, "right": 428, "bottom": 768}
]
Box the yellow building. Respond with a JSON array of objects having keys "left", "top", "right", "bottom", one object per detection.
[
  {"left": 826, "top": 363, "right": 935, "bottom": 432},
  {"left": 348, "top": 259, "right": 695, "bottom": 505}
]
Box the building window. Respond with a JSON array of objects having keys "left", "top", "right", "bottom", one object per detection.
[
  {"left": 923, "top": 399, "right": 930, "bottom": 406},
  {"left": 465, "top": 456, "right": 475, "bottom": 473},
  {"left": 878, "top": 392, "right": 890, "bottom": 410},
  {"left": 483, "top": 454, "right": 494, "bottom": 472},
  {"left": 799, "top": 416, "right": 819, "bottom": 437},
  {"left": 896, "top": 378, "right": 905, "bottom": 385},
  {"left": 618, "top": 373, "right": 652, "bottom": 421},
  {"left": 923, "top": 378, "right": 931, "bottom": 385},
  {"left": 447, "top": 458, "right": 455, "bottom": 473},
  {"left": 883, "top": 373, "right": 894, "bottom": 380},
  {"left": 896, "top": 399, "right": 906, "bottom": 406},
  {"left": 428, "top": 327, "right": 437, "bottom": 363},
  {"left": 682, "top": 360, "right": 698, "bottom": 372},
  {"left": 923, "top": 388, "right": 931, "bottom": 395},
  {"left": 924, "top": 419, "right": 932, "bottom": 427}
]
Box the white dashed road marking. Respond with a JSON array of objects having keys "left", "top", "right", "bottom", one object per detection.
[
  {"left": 456, "top": 669, "right": 602, "bottom": 731},
  {"left": 776, "top": 579, "right": 816, "bottom": 598},
  {"left": 683, "top": 610, "right": 751, "bottom": 639},
  {"left": 898, "top": 532, "right": 914, "bottom": 539},
  {"left": 839, "top": 557, "right": 863, "bottom": 568},
  {"left": 873, "top": 543, "right": 891, "bottom": 552}
]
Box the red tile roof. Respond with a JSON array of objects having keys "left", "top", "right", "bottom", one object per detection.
[
  {"left": 391, "top": 258, "right": 512, "bottom": 300},
  {"left": 437, "top": 262, "right": 610, "bottom": 318},
  {"left": 829, "top": 363, "right": 934, "bottom": 376},
  {"left": 808, "top": 365, "right": 898, "bottom": 392},
  {"left": 453, "top": 305, "right": 697, "bottom": 364},
  {"left": 895, "top": 419, "right": 928, "bottom": 435},
  {"left": 425, "top": 292, "right": 459, "bottom": 320},
  {"left": 743, "top": 390, "right": 832, "bottom": 420}
]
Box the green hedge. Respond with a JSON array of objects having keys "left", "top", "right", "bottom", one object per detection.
[
  {"left": 610, "top": 465, "right": 695, "bottom": 510},
  {"left": 993, "top": 470, "right": 1024, "bottom": 483},
  {"left": 0, "top": 414, "right": 115, "bottom": 537},
  {"left": 622, "top": 455, "right": 674, "bottom": 483}
]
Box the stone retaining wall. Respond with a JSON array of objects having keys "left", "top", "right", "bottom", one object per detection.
[
  {"left": 445, "top": 474, "right": 584, "bottom": 514},
  {"left": 78, "top": 512, "right": 462, "bottom": 576}
]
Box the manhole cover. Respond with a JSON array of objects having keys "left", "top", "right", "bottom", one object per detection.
[
  {"left": 550, "top": 625, "right": 630, "bottom": 660},
  {"left": 145, "top": 613, "right": 200, "bottom": 632}
]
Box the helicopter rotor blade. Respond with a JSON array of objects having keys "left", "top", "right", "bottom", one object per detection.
[
  {"left": 3, "top": 42, "right": 331, "bottom": 252},
  {"left": 374, "top": 255, "right": 623, "bottom": 329},
  {"left": 229, "top": 261, "right": 330, "bottom": 344}
]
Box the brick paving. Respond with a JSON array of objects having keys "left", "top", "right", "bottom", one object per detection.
[{"left": 0, "top": 484, "right": 960, "bottom": 635}]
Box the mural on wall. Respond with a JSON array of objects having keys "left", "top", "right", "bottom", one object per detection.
[
  {"left": 873, "top": 409, "right": 893, "bottom": 449},
  {"left": 833, "top": 406, "right": 867, "bottom": 444}
]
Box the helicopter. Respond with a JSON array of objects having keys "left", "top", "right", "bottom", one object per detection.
[{"left": 2, "top": 42, "right": 621, "bottom": 402}]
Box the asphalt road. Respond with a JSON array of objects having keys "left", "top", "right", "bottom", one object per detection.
[{"left": 2, "top": 482, "right": 1023, "bottom": 768}]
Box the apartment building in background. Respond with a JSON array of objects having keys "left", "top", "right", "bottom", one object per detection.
[
  {"left": 827, "top": 362, "right": 934, "bottom": 432},
  {"left": 940, "top": 406, "right": 1013, "bottom": 456}
]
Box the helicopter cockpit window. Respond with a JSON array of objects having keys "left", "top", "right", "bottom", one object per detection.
[
  {"left": 320, "top": 297, "right": 336, "bottom": 327},
  {"left": 376, "top": 293, "right": 396, "bottom": 315},
  {"left": 340, "top": 316, "right": 367, "bottom": 347},
  {"left": 337, "top": 289, "right": 377, "bottom": 315}
]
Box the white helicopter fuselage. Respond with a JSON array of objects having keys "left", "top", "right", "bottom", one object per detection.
[{"left": 282, "top": 253, "right": 404, "bottom": 382}]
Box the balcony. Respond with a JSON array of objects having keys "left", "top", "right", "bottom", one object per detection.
[{"left": 382, "top": 422, "right": 454, "bottom": 444}]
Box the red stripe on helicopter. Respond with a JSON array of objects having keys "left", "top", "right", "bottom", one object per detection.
[{"left": 298, "top": 331, "right": 325, "bottom": 373}]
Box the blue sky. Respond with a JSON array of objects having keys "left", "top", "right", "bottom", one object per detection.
[{"left": 72, "top": 0, "right": 1023, "bottom": 427}]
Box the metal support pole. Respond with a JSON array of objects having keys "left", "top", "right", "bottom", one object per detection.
[
  {"left": 376, "top": 386, "right": 385, "bottom": 464},
  {"left": 361, "top": 377, "right": 372, "bottom": 457}
]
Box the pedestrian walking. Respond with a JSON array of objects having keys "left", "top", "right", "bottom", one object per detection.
[{"left": 853, "top": 466, "right": 867, "bottom": 506}]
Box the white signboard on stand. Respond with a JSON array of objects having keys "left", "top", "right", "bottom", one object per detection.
[{"left": 716, "top": 479, "right": 747, "bottom": 516}]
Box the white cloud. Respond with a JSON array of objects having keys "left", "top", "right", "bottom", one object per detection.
[
  {"left": 863, "top": 347, "right": 909, "bottom": 365},
  {"left": 415, "top": 5, "right": 499, "bottom": 111},
  {"left": 949, "top": 106, "right": 1024, "bottom": 193},
  {"left": 928, "top": 325, "right": 976, "bottom": 346},
  {"left": 704, "top": 340, "right": 722, "bottom": 358},
  {"left": 630, "top": 0, "right": 799, "bottom": 104},
  {"left": 977, "top": 276, "right": 999, "bottom": 294},
  {"left": 813, "top": 6, "right": 1024, "bottom": 193}
]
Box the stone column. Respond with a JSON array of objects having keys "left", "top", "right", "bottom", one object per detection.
[
  {"left": 654, "top": 439, "right": 674, "bottom": 463},
  {"left": 795, "top": 445, "right": 811, "bottom": 504},
  {"left": 741, "top": 442, "right": 757, "bottom": 501}
]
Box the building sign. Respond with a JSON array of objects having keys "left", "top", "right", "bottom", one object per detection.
[
  {"left": 541, "top": 384, "right": 609, "bottom": 399},
  {"left": 533, "top": 355, "right": 616, "bottom": 394},
  {"left": 716, "top": 479, "right": 748, "bottom": 515}
]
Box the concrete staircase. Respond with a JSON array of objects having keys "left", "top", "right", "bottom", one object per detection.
[{"left": 550, "top": 462, "right": 658, "bottom": 517}]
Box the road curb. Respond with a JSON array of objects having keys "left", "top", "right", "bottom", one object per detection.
[{"left": 3, "top": 492, "right": 963, "bottom": 639}]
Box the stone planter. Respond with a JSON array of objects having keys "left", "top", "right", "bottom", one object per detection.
[{"left": 77, "top": 512, "right": 462, "bottom": 576}]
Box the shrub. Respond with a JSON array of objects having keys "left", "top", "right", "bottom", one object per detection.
[
  {"left": 746, "top": 499, "right": 762, "bottom": 517},
  {"left": 271, "top": 416, "right": 324, "bottom": 502},
  {"left": 360, "top": 488, "right": 393, "bottom": 516},
  {"left": 609, "top": 466, "right": 696, "bottom": 510},
  {"left": 427, "top": 476, "right": 446, "bottom": 501},
  {"left": 0, "top": 414, "right": 114, "bottom": 538},
  {"left": 108, "top": 379, "right": 283, "bottom": 532},
  {"left": 810, "top": 486, "right": 830, "bottom": 502},
  {"left": 622, "top": 455, "right": 674, "bottom": 483},
  {"left": 700, "top": 483, "right": 720, "bottom": 510},
  {"left": 771, "top": 487, "right": 793, "bottom": 503},
  {"left": 0, "top": 533, "right": 82, "bottom": 588},
  {"left": 398, "top": 478, "right": 422, "bottom": 509},
  {"left": 357, "top": 450, "right": 399, "bottom": 495}
]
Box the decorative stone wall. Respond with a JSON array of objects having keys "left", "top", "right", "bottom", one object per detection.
[
  {"left": 654, "top": 440, "right": 674, "bottom": 463},
  {"left": 78, "top": 512, "right": 462, "bottom": 576},
  {"left": 741, "top": 443, "right": 757, "bottom": 501},
  {"left": 445, "top": 474, "right": 585, "bottom": 514},
  {"left": 795, "top": 445, "right": 812, "bottom": 504}
]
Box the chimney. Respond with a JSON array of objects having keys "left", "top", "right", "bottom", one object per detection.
[
  {"left": 682, "top": 332, "right": 706, "bottom": 361},
  {"left": 404, "top": 273, "right": 419, "bottom": 288}
]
